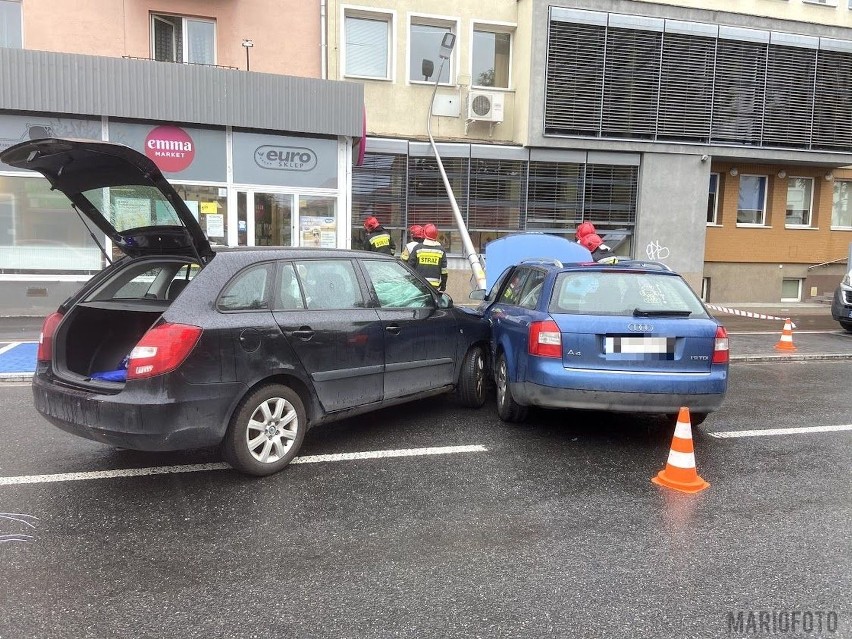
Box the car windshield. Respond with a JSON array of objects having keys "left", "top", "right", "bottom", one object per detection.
[
  {"left": 549, "top": 271, "right": 709, "bottom": 317},
  {"left": 82, "top": 185, "right": 184, "bottom": 232}
]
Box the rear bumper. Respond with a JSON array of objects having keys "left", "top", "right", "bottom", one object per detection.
[
  {"left": 512, "top": 359, "right": 728, "bottom": 413},
  {"left": 511, "top": 381, "right": 726, "bottom": 413},
  {"left": 33, "top": 373, "right": 246, "bottom": 451}
]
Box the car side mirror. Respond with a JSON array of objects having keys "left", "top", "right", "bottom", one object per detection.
[
  {"left": 438, "top": 292, "right": 454, "bottom": 309},
  {"left": 469, "top": 289, "right": 486, "bottom": 301}
]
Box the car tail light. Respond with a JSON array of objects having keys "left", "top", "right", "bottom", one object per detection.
[
  {"left": 127, "top": 323, "right": 202, "bottom": 380},
  {"left": 712, "top": 326, "right": 729, "bottom": 364},
  {"left": 37, "top": 311, "right": 64, "bottom": 362},
  {"left": 529, "top": 319, "right": 562, "bottom": 358}
]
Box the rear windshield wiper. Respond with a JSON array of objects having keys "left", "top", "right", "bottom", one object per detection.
[{"left": 633, "top": 308, "right": 692, "bottom": 317}]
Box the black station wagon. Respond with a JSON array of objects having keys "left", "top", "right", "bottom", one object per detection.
[{"left": 1, "top": 138, "right": 490, "bottom": 476}]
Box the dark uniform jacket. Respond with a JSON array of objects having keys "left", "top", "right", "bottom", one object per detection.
[
  {"left": 407, "top": 239, "right": 448, "bottom": 292},
  {"left": 363, "top": 227, "right": 396, "bottom": 255}
]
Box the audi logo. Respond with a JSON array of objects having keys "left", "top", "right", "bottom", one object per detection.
[{"left": 627, "top": 323, "right": 654, "bottom": 332}]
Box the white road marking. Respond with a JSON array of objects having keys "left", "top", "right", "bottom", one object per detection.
[
  {"left": 0, "top": 342, "right": 22, "bottom": 356},
  {"left": 0, "top": 444, "right": 488, "bottom": 486},
  {"left": 708, "top": 424, "right": 852, "bottom": 439}
]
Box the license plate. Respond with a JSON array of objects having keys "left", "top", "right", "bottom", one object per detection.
[{"left": 605, "top": 336, "right": 674, "bottom": 355}]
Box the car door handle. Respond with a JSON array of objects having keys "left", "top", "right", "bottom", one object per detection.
[
  {"left": 292, "top": 327, "right": 314, "bottom": 340},
  {"left": 386, "top": 324, "right": 401, "bottom": 335}
]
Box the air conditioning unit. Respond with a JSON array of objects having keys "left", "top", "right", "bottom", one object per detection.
[{"left": 467, "top": 91, "right": 504, "bottom": 123}]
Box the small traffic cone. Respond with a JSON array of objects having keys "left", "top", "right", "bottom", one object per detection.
[
  {"left": 652, "top": 407, "right": 709, "bottom": 494},
  {"left": 774, "top": 318, "right": 797, "bottom": 352}
]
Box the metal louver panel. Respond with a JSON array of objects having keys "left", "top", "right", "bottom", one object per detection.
[
  {"left": 468, "top": 159, "right": 525, "bottom": 231},
  {"left": 583, "top": 165, "right": 638, "bottom": 225},
  {"left": 407, "top": 156, "right": 469, "bottom": 228},
  {"left": 352, "top": 153, "right": 407, "bottom": 228},
  {"left": 711, "top": 39, "right": 767, "bottom": 144},
  {"left": 602, "top": 27, "right": 661, "bottom": 139},
  {"left": 526, "top": 161, "right": 584, "bottom": 231},
  {"left": 545, "top": 21, "right": 605, "bottom": 136},
  {"left": 763, "top": 45, "right": 816, "bottom": 148},
  {"left": 813, "top": 50, "right": 852, "bottom": 150},
  {"left": 657, "top": 33, "right": 715, "bottom": 142}
]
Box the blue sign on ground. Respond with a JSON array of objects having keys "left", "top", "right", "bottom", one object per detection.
[{"left": 0, "top": 342, "right": 37, "bottom": 374}]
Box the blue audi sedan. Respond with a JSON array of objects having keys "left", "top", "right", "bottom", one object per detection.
[{"left": 472, "top": 258, "right": 729, "bottom": 424}]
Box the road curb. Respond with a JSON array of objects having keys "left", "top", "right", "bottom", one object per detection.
[
  {"left": 0, "top": 373, "right": 33, "bottom": 382},
  {"left": 731, "top": 353, "right": 852, "bottom": 363}
]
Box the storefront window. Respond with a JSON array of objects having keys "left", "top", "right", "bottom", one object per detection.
[
  {"left": 0, "top": 175, "right": 102, "bottom": 272},
  {"left": 298, "top": 196, "right": 337, "bottom": 248},
  {"left": 172, "top": 184, "right": 228, "bottom": 245}
]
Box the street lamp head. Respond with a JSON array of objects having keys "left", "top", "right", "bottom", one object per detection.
[
  {"left": 439, "top": 32, "right": 456, "bottom": 59},
  {"left": 242, "top": 39, "right": 254, "bottom": 48}
]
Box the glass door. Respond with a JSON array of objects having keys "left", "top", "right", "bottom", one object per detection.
[{"left": 236, "top": 191, "right": 294, "bottom": 247}]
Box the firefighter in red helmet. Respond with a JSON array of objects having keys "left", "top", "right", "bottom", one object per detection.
[
  {"left": 400, "top": 224, "right": 425, "bottom": 262},
  {"left": 362, "top": 216, "right": 396, "bottom": 255},
  {"left": 575, "top": 221, "right": 597, "bottom": 243},
  {"left": 407, "top": 223, "right": 448, "bottom": 292},
  {"left": 580, "top": 232, "right": 614, "bottom": 262}
]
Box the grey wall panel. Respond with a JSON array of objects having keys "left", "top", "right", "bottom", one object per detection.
[{"left": 0, "top": 48, "right": 363, "bottom": 138}]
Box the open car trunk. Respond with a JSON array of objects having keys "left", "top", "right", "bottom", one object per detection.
[{"left": 55, "top": 302, "right": 166, "bottom": 383}]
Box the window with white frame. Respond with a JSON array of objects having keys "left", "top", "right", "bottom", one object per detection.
[
  {"left": 707, "top": 173, "right": 720, "bottom": 224},
  {"left": 344, "top": 10, "right": 392, "bottom": 79},
  {"left": 151, "top": 14, "right": 216, "bottom": 65},
  {"left": 0, "top": 0, "right": 22, "bottom": 49},
  {"left": 409, "top": 16, "right": 456, "bottom": 84},
  {"left": 785, "top": 177, "right": 814, "bottom": 226},
  {"left": 472, "top": 25, "right": 511, "bottom": 89},
  {"left": 737, "top": 175, "right": 768, "bottom": 225},
  {"left": 781, "top": 278, "right": 802, "bottom": 302},
  {"left": 832, "top": 180, "right": 852, "bottom": 227}
]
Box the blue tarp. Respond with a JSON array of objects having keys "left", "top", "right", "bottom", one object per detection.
[{"left": 484, "top": 234, "right": 593, "bottom": 289}]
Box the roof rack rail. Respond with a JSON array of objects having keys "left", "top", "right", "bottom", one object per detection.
[
  {"left": 610, "top": 259, "right": 672, "bottom": 272},
  {"left": 520, "top": 258, "right": 564, "bottom": 268}
]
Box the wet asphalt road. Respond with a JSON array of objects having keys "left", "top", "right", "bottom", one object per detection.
[{"left": 0, "top": 361, "right": 850, "bottom": 639}]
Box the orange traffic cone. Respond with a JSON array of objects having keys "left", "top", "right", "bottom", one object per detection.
[
  {"left": 774, "top": 318, "right": 797, "bottom": 352},
  {"left": 652, "top": 407, "right": 709, "bottom": 494}
]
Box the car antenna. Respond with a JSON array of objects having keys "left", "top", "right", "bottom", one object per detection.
[{"left": 71, "top": 203, "right": 113, "bottom": 266}]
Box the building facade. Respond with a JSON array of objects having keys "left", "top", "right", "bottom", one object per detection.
[
  {"left": 329, "top": 0, "right": 852, "bottom": 301},
  {"left": 0, "top": 0, "right": 362, "bottom": 315},
  {"left": 1, "top": 0, "right": 852, "bottom": 312}
]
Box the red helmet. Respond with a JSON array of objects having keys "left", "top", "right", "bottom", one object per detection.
[
  {"left": 575, "top": 221, "right": 596, "bottom": 241},
  {"left": 423, "top": 223, "right": 439, "bottom": 241},
  {"left": 580, "top": 233, "right": 603, "bottom": 252},
  {"left": 363, "top": 216, "right": 380, "bottom": 232},
  {"left": 409, "top": 224, "right": 424, "bottom": 240}
]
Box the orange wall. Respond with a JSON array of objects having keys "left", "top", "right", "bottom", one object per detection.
[
  {"left": 705, "top": 164, "right": 852, "bottom": 265},
  {"left": 21, "top": 0, "right": 321, "bottom": 77}
]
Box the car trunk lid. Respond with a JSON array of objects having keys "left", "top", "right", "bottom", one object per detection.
[
  {"left": 553, "top": 314, "right": 719, "bottom": 373},
  {"left": 0, "top": 138, "right": 213, "bottom": 260}
]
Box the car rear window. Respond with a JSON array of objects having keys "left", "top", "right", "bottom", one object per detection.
[{"left": 549, "top": 271, "right": 708, "bottom": 317}]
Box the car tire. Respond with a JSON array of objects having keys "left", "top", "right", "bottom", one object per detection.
[
  {"left": 840, "top": 320, "right": 852, "bottom": 333},
  {"left": 456, "top": 345, "right": 487, "bottom": 408},
  {"left": 223, "top": 383, "right": 307, "bottom": 476},
  {"left": 496, "top": 353, "right": 527, "bottom": 423}
]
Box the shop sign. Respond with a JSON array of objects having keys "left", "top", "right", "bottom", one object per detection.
[
  {"left": 144, "top": 126, "right": 195, "bottom": 173},
  {"left": 254, "top": 146, "right": 317, "bottom": 171}
]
